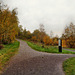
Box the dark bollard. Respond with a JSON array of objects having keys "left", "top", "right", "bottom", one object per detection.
[{"left": 58, "top": 39, "right": 62, "bottom": 52}]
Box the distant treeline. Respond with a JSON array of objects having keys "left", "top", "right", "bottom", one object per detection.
[
  {"left": 17, "top": 23, "right": 75, "bottom": 48},
  {"left": 17, "top": 24, "right": 59, "bottom": 46}
]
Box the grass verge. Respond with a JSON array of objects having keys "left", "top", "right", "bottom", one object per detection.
[
  {"left": 64, "top": 48, "right": 75, "bottom": 50},
  {"left": 0, "top": 41, "right": 20, "bottom": 74},
  {"left": 26, "top": 41, "right": 75, "bottom": 54},
  {"left": 63, "top": 57, "right": 75, "bottom": 75}
]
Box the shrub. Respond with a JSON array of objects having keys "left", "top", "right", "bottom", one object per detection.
[{"left": 0, "top": 45, "right": 4, "bottom": 50}]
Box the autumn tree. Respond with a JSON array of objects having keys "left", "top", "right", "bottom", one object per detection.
[
  {"left": 17, "top": 25, "right": 23, "bottom": 39},
  {"left": 0, "top": 2, "right": 2, "bottom": 44},
  {"left": 62, "top": 22, "right": 75, "bottom": 38},
  {"left": 0, "top": 3, "right": 19, "bottom": 44},
  {"left": 31, "top": 36, "right": 37, "bottom": 42},
  {"left": 52, "top": 36, "right": 58, "bottom": 46},
  {"left": 62, "top": 22, "right": 75, "bottom": 48},
  {"left": 21, "top": 28, "right": 27, "bottom": 39},
  {"left": 32, "top": 29, "right": 41, "bottom": 42},
  {"left": 43, "top": 35, "right": 52, "bottom": 45},
  {"left": 17, "top": 26, "right": 32, "bottom": 40},
  {"left": 2, "top": 9, "right": 18, "bottom": 44},
  {"left": 39, "top": 24, "right": 46, "bottom": 43},
  {"left": 66, "top": 35, "right": 75, "bottom": 48},
  {"left": 25, "top": 31, "right": 32, "bottom": 40}
]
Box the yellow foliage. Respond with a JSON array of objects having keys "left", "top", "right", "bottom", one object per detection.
[
  {"left": 62, "top": 40, "right": 67, "bottom": 47},
  {"left": 0, "top": 8, "right": 18, "bottom": 44},
  {"left": 43, "top": 36, "right": 52, "bottom": 45},
  {"left": 31, "top": 36, "right": 37, "bottom": 42}
]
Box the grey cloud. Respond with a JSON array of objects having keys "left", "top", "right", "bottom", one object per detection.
[{"left": 3, "top": 0, "right": 75, "bottom": 37}]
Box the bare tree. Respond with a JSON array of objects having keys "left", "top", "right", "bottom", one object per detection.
[
  {"left": 50, "top": 31, "right": 53, "bottom": 38},
  {"left": 39, "top": 24, "right": 46, "bottom": 43},
  {"left": 39, "top": 24, "right": 45, "bottom": 32}
]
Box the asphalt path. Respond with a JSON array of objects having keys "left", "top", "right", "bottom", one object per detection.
[{"left": 2, "top": 39, "right": 75, "bottom": 75}]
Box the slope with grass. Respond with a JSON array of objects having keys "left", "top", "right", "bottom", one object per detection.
[
  {"left": 0, "top": 41, "right": 20, "bottom": 74},
  {"left": 26, "top": 41, "right": 75, "bottom": 54},
  {"left": 63, "top": 57, "right": 75, "bottom": 75}
]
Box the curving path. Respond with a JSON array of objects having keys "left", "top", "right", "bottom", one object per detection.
[{"left": 2, "top": 39, "right": 75, "bottom": 75}]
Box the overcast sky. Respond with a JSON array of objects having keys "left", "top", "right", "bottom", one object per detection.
[{"left": 2, "top": 0, "right": 75, "bottom": 37}]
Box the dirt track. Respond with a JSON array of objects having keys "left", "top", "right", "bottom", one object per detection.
[{"left": 2, "top": 39, "right": 75, "bottom": 75}]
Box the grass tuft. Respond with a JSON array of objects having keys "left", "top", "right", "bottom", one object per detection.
[{"left": 63, "top": 57, "right": 75, "bottom": 75}]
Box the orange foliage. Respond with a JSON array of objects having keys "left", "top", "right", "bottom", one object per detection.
[
  {"left": 31, "top": 36, "right": 37, "bottom": 42},
  {"left": 43, "top": 36, "right": 52, "bottom": 45},
  {"left": 62, "top": 22, "right": 75, "bottom": 48},
  {"left": 62, "top": 40, "right": 67, "bottom": 48},
  {"left": 0, "top": 7, "right": 18, "bottom": 44}
]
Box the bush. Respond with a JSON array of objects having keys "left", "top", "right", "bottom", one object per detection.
[
  {"left": 0, "top": 45, "right": 4, "bottom": 49},
  {"left": 66, "top": 36, "right": 75, "bottom": 48}
]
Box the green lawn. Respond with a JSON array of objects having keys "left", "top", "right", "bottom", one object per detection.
[
  {"left": 26, "top": 41, "right": 75, "bottom": 54},
  {"left": 63, "top": 57, "right": 75, "bottom": 75},
  {"left": 0, "top": 41, "right": 20, "bottom": 73}
]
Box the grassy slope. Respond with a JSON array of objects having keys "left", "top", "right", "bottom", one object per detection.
[
  {"left": 0, "top": 41, "right": 20, "bottom": 73},
  {"left": 26, "top": 41, "right": 75, "bottom": 54},
  {"left": 63, "top": 57, "right": 75, "bottom": 75}
]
